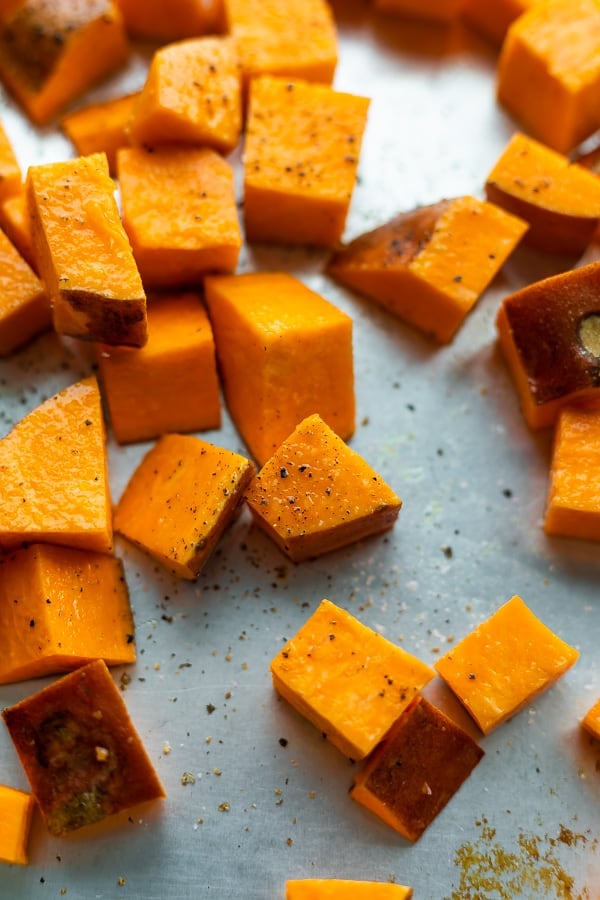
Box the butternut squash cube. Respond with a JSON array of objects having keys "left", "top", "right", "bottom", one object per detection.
[
  {"left": 270, "top": 599, "right": 434, "bottom": 760},
  {"left": 0, "top": 544, "right": 135, "bottom": 685},
  {"left": 27, "top": 152, "right": 147, "bottom": 347},
  {"left": 0, "top": 785, "right": 35, "bottom": 865},
  {"left": 461, "top": 0, "right": 533, "bottom": 46},
  {"left": 114, "top": 433, "right": 254, "bottom": 579},
  {"left": 246, "top": 414, "right": 401, "bottom": 561},
  {"left": 61, "top": 93, "right": 138, "bottom": 176},
  {"left": 286, "top": 881, "right": 413, "bottom": 900},
  {"left": 581, "top": 698, "right": 600, "bottom": 741},
  {"left": 434, "top": 595, "right": 579, "bottom": 734},
  {"left": 0, "top": 188, "right": 36, "bottom": 271},
  {"left": 118, "top": 0, "right": 223, "bottom": 42},
  {"left": 350, "top": 696, "right": 484, "bottom": 842},
  {"left": 0, "top": 118, "right": 20, "bottom": 202},
  {"left": 129, "top": 38, "right": 241, "bottom": 156},
  {"left": 244, "top": 76, "right": 370, "bottom": 248},
  {"left": 118, "top": 145, "right": 242, "bottom": 288},
  {"left": 328, "top": 197, "right": 527, "bottom": 344},
  {"left": 204, "top": 273, "right": 355, "bottom": 466},
  {"left": 372, "top": 0, "right": 464, "bottom": 25},
  {"left": 544, "top": 404, "right": 600, "bottom": 542},
  {"left": 0, "top": 227, "right": 50, "bottom": 356},
  {"left": 496, "top": 261, "right": 600, "bottom": 429},
  {"left": 2, "top": 659, "right": 165, "bottom": 836},
  {"left": 497, "top": 0, "right": 600, "bottom": 154},
  {"left": 97, "top": 293, "right": 221, "bottom": 444},
  {"left": 0, "top": 377, "right": 112, "bottom": 554},
  {"left": 0, "top": 0, "right": 130, "bottom": 125}
]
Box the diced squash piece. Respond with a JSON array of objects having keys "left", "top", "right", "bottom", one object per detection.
[
  {"left": 371, "top": 0, "right": 464, "bottom": 25},
  {"left": 286, "top": 881, "right": 413, "bottom": 900},
  {"left": 485, "top": 133, "right": 600, "bottom": 256},
  {"left": 581, "top": 698, "right": 600, "bottom": 740},
  {"left": 246, "top": 414, "right": 402, "bottom": 561},
  {"left": 118, "top": 145, "right": 241, "bottom": 288},
  {"left": 27, "top": 152, "right": 147, "bottom": 347},
  {"left": 0, "top": 376, "right": 112, "bottom": 554},
  {"left": 497, "top": 0, "right": 600, "bottom": 154},
  {"left": 496, "top": 261, "right": 600, "bottom": 429},
  {"left": 223, "top": 0, "right": 337, "bottom": 90},
  {"left": 0, "top": 785, "right": 35, "bottom": 865},
  {"left": 114, "top": 433, "right": 254, "bottom": 579},
  {"left": 434, "top": 595, "right": 579, "bottom": 734},
  {"left": 270, "top": 599, "right": 434, "bottom": 760},
  {"left": 350, "top": 696, "right": 484, "bottom": 841},
  {"left": 328, "top": 197, "right": 527, "bottom": 344},
  {"left": 244, "top": 76, "right": 370, "bottom": 248},
  {"left": 461, "top": 0, "right": 533, "bottom": 46},
  {"left": 97, "top": 293, "right": 221, "bottom": 444},
  {"left": 0, "top": 227, "right": 50, "bottom": 355},
  {"left": 544, "top": 403, "right": 600, "bottom": 541},
  {"left": 0, "top": 188, "right": 36, "bottom": 271},
  {"left": 61, "top": 93, "right": 138, "bottom": 176},
  {"left": 0, "top": 118, "right": 20, "bottom": 202},
  {"left": 2, "top": 659, "right": 165, "bottom": 836},
  {"left": 0, "top": 544, "right": 135, "bottom": 685},
  {"left": 204, "top": 273, "right": 354, "bottom": 466},
  {"left": 0, "top": 0, "right": 129, "bottom": 125},
  {"left": 577, "top": 144, "right": 600, "bottom": 176},
  {"left": 129, "top": 38, "right": 241, "bottom": 156},
  {"left": 118, "top": 0, "right": 223, "bottom": 41}
]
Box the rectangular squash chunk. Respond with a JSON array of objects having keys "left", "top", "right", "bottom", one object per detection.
[
  {"left": 0, "top": 785, "right": 35, "bottom": 865},
  {"left": 286, "top": 881, "right": 413, "bottom": 900},
  {"left": 118, "top": 0, "right": 222, "bottom": 41},
  {"left": 0, "top": 188, "right": 36, "bottom": 271},
  {"left": 245, "top": 414, "right": 402, "bottom": 561},
  {"left": 205, "top": 273, "right": 355, "bottom": 465},
  {"left": 461, "top": 0, "right": 534, "bottom": 46},
  {"left": 0, "top": 544, "right": 135, "bottom": 685},
  {"left": 0, "top": 118, "right": 20, "bottom": 202},
  {"left": 372, "top": 0, "right": 464, "bottom": 24},
  {"left": 2, "top": 659, "right": 165, "bottom": 836},
  {"left": 27, "top": 152, "right": 147, "bottom": 347},
  {"left": 434, "top": 595, "right": 579, "bottom": 734},
  {"left": 581, "top": 698, "right": 600, "bottom": 741},
  {"left": 270, "top": 599, "right": 435, "bottom": 761},
  {"left": 350, "top": 696, "right": 484, "bottom": 842},
  {"left": 61, "top": 93, "right": 138, "bottom": 176},
  {"left": 0, "top": 227, "right": 50, "bottom": 355}
]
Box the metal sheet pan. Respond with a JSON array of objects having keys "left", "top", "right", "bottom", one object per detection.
[{"left": 1, "top": 4, "right": 599, "bottom": 898}]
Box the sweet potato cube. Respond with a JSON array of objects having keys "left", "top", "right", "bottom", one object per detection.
[
  {"left": 0, "top": 119, "right": 20, "bottom": 202},
  {"left": 286, "top": 881, "right": 413, "bottom": 900},
  {"left": 204, "top": 273, "right": 355, "bottom": 465},
  {"left": 496, "top": 261, "right": 600, "bottom": 429},
  {"left": 0, "top": 544, "right": 135, "bottom": 685},
  {"left": 27, "top": 152, "right": 147, "bottom": 347},
  {"left": 544, "top": 404, "right": 600, "bottom": 542},
  {"left": 129, "top": 38, "right": 241, "bottom": 156},
  {"left": 434, "top": 595, "right": 579, "bottom": 734},
  {"left": 0, "top": 0, "right": 129, "bottom": 125},
  {"left": 97, "top": 293, "right": 221, "bottom": 444},
  {"left": 270, "top": 599, "right": 434, "bottom": 760},
  {"left": 0, "top": 227, "right": 50, "bottom": 355},
  {"left": 0, "top": 188, "right": 36, "bottom": 271},
  {"left": 371, "top": 0, "right": 464, "bottom": 25},
  {"left": 114, "top": 433, "right": 254, "bottom": 579},
  {"left": 246, "top": 414, "right": 402, "bottom": 561},
  {"left": 0, "top": 785, "right": 35, "bottom": 865},
  {"left": 61, "top": 93, "right": 138, "bottom": 176},
  {"left": 497, "top": 0, "right": 600, "bottom": 154},
  {"left": 0, "top": 377, "right": 112, "bottom": 554},
  {"left": 350, "top": 696, "right": 484, "bottom": 842},
  {"left": 2, "top": 659, "right": 165, "bottom": 836},
  {"left": 581, "top": 698, "right": 600, "bottom": 741},
  {"left": 461, "top": 0, "right": 533, "bottom": 46},
  {"left": 223, "top": 0, "right": 337, "bottom": 90},
  {"left": 328, "top": 197, "right": 527, "bottom": 344},
  {"left": 118, "top": 145, "right": 241, "bottom": 288},
  {"left": 118, "top": 0, "right": 223, "bottom": 42},
  {"left": 243, "top": 76, "right": 370, "bottom": 248}
]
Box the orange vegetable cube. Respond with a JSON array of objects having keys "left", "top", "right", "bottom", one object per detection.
[
  {"left": 270, "top": 599, "right": 434, "bottom": 760},
  {"left": 581, "top": 698, "right": 600, "bottom": 741},
  {"left": 61, "top": 93, "right": 138, "bottom": 176},
  {"left": 204, "top": 273, "right": 355, "bottom": 465},
  {"left": 350, "top": 697, "right": 484, "bottom": 841},
  {"left": 0, "top": 544, "right": 135, "bottom": 685},
  {"left": 0, "top": 0, "right": 129, "bottom": 125},
  {"left": 0, "top": 227, "right": 50, "bottom": 355},
  {"left": 286, "top": 881, "right": 413, "bottom": 900},
  {"left": 115, "top": 433, "right": 255, "bottom": 579},
  {"left": 223, "top": 0, "right": 337, "bottom": 90},
  {"left": 2, "top": 659, "right": 165, "bottom": 836},
  {"left": 118, "top": 0, "right": 223, "bottom": 42},
  {"left": 328, "top": 197, "right": 527, "bottom": 344},
  {"left": 0, "top": 377, "right": 112, "bottom": 554},
  {"left": 0, "top": 188, "right": 36, "bottom": 271},
  {"left": 461, "top": 0, "right": 533, "bottom": 46},
  {"left": 0, "top": 118, "right": 20, "bottom": 202},
  {"left": 246, "top": 414, "right": 402, "bottom": 561},
  {"left": 544, "top": 404, "right": 600, "bottom": 542},
  {"left": 243, "top": 76, "right": 370, "bottom": 248},
  {"left": 371, "top": 0, "right": 464, "bottom": 25},
  {"left": 497, "top": 0, "right": 600, "bottom": 154},
  {"left": 496, "top": 261, "right": 600, "bottom": 429},
  {"left": 27, "top": 152, "right": 147, "bottom": 347},
  {"left": 118, "top": 145, "right": 241, "bottom": 288},
  {"left": 0, "top": 785, "right": 35, "bottom": 865},
  {"left": 434, "top": 595, "right": 579, "bottom": 734},
  {"left": 129, "top": 38, "right": 241, "bottom": 156},
  {"left": 97, "top": 293, "right": 221, "bottom": 444}
]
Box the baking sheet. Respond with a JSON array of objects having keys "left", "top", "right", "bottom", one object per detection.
[{"left": 1, "top": 4, "right": 600, "bottom": 898}]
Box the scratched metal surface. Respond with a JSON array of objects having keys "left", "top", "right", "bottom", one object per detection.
[{"left": 1, "top": 5, "right": 600, "bottom": 899}]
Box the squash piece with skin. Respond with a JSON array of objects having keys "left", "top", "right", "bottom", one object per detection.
[
  {"left": 0, "top": 785, "right": 35, "bottom": 865},
  {"left": 286, "top": 881, "right": 413, "bottom": 900},
  {"left": 61, "top": 93, "right": 138, "bottom": 176},
  {"left": 0, "top": 118, "right": 20, "bottom": 202},
  {"left": 0, "top": 227, "right": 50, "bottom": 356}
]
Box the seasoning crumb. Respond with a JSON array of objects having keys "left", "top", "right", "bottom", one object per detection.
[
  {"left": 286, "top": 837, "right": 293, "bottom": 846},
  {"left": 181, "top": 772, "right": 196, "bottom": 786},
  {"left": 162, "top": 742, "right": 171, "bottom": 755},
  {"left": 117, "top": 877, "right": 126, "bottom": 887},
  {"left": 218, "top": 801, "right": 230, "bottom": 812}
]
